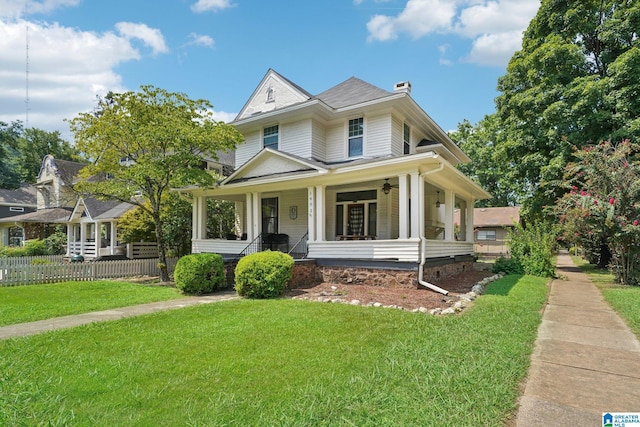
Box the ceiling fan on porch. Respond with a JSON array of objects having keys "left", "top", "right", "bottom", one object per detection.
[{"left": 381, "top": 178, "right": 398, "bottom": 195}]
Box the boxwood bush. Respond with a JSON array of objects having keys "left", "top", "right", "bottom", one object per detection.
[
  {"left": 234, "top": 251, "right": 294, "bottom": 299},
  {"left": 174, "top": 253, "right": 225, "bottom": 295}
]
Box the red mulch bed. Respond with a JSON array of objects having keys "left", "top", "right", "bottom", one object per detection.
[{"left": 286, "top": 269, "right": 494, "bottom": 311}]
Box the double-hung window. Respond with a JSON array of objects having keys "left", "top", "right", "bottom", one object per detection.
[
  {"left": 348, "top": 117, "right": 363, "bottom": 157},
  {"left": 263, "top": 125, "right": 279, "bottom": 150}
]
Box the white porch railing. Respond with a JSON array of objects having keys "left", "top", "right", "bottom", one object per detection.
[
  {"left": 68, "top": 241, "right": 158, "bottom": 259},
  {"left": 192, "top": 238, "right": 474, "bottom": 263},
  {"left": 192, "top": 240, "right": 251, "bottom": 255}
]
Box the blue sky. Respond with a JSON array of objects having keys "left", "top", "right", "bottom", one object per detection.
[{"left": 0, "top": 0, "right": 540, "bottom": 141}]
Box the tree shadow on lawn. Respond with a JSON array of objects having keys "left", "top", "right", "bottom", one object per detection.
[{"left": 483, "top": 274, "right": 523, "bottom": 296}]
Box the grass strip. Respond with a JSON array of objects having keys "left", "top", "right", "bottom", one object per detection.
[
  {"left": 0, "top": 280, "right": 185, "bottom": 326},
  {"left": 0, "top": 274, "right": 548, "bottom": 426}
]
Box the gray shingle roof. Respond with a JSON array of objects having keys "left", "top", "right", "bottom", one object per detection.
[
  {"left": 7, "top": 207, "right": 72, "bottom": 223},
  {"left": 0, "top": 185, "right": 37, "bottom": 206},
  {"left": 314, "top": 77, "right": 393, "bottom": 109}
]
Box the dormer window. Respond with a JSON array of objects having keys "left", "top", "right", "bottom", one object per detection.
[
  {"left": 404, "top": 123, "right": 411, "bottom": 154},
  {"left": 348, "top": 117, "right": 363, "bottom": 157},
  {"left": 264, "top": 125, "right": 279, "bottom": 150}
]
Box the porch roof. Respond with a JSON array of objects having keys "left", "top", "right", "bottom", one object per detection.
[
  {"left": 181, "top": 150, "right": 490, "bottom": 201},
  {"left": 3, "top": 207, "right": 72, "bottom": 224}
]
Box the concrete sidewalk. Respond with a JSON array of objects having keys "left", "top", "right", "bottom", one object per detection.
[
  {"left": 515, "top": 252, "right": 640, "bottom": 426},
  {"left": 0, "top": 291, "right": 238, "bottom": 340}
]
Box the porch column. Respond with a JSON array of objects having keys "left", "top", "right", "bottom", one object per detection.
[
  {"left": 444, "top": 190, "right": 455, "bottom": 242},
  {"left": 245, "top": 193, "right": 256, "bottom": 242},
  {"left": 410, "top": 172, "right": 421, "bottom": 239},
  {"left": 65, "top": 224, "right": 72, "bottom": 256},
  {"left": 110, "top": 221, "right": 117, "bottom": 254},
  {"left": 307, "top": 187, "right": 316, "bottom": 242},
  {"left": 398, "top": 174, "right": 409, "bottom": 239},
  {"left": 80, "top": 221, "right": 85, "bottom": 255},
  {"left": 315, "top": 185, "right": 325, "bottom": 241},
  {"left": 466, "top": 200, "right": 475, "bottom": 243},
  {"left": 192, "top": 196, "right": 207, "bottom": 240},
  {"left": 251, "top": 192, "right": 260, "bottom": 239},
  {"left": 235, "top": 201, "right": 244, "bottom": 236}
]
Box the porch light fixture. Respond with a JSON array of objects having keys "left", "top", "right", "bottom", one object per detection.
[
  {"left": 436, "top": 191, "right": 441, "bottom": 208},
  {"left": 382, "top": 178, "right": 396, "bottom": 195}
]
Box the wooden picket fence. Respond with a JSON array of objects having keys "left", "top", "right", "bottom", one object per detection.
[
  {"left": 0, "top": 257, "right": 178, "bottom": 287},
  {"left": 0, "top": 255, "right": 65, "bottom": 268}
]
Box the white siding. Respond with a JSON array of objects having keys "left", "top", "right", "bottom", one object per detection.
[
  {"left": 325, "top": 123, "right": 344, "bottom": 162},
  {"left": 391, "top": 115, "right": 403, "bottom": 156},
  {"left": 366, "top": 114, "right": 391, "bottom": 157},
  {"left": 236, "top": 131, "right": 261, "bottom": 168},
  {"left": 311, "top": 119, "right": 326, "bottom": 161},
  {"left": 281, "top": 119, "right": 312, "bottom": 158},
  {"left": 277, "top": 189, "right": 308, "bottom": 248}
]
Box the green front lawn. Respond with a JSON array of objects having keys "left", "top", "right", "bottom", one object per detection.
[
  {"left": 0, "top": 280, "right": 185, "bottom": 326},
  {"left": 0, "top": 275, "right": 548, "bottom": 426},
  {"left": 572, "top": 256, "right": 640, "bottom": 337}
]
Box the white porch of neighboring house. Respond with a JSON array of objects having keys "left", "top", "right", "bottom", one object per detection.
[
  {"left": 66, "top": 197, "right": 157, "bottom": 260},
  {"left": 187, "top": 151, "right": 482, "bottom": 264}
]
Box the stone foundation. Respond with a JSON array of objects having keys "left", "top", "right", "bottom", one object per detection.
[{"left": 288, "top": 259, "right": 474, "bottom": 289}]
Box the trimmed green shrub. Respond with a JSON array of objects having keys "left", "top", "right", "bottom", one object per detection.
[
  {"left": 174, "top": 253, "right": 225, "bottom": 295},
  {"left": 234, "top": 251, "right": 294, "bottom": 299}
]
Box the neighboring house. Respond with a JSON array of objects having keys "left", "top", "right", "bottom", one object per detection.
[
  {"left": 455, "top": 206, "right": 521, "bottom": 259},
  {"left": 0, "top": 155, "right": 79, "bottom": 243},
  {"left": 1, "top": 155, "right": 160, "bottom": 260},
  {"left": 66, "top": 197, "right": 138, "bottom": 260},
  {"left": 0, "top": 185, "right": 37, "bottom": 246},
  {"left": 183, "top": 69, "right": 490, "bottom": 290}
]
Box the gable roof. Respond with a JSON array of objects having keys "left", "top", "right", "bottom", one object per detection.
[
  {"left": 0, "top": 185, "right": 37, "bottom": 206},
  {"left": 37, "top": 155, "right": 85, "bottom": 186},
  {"left": 314, "top": 77, "right": 393, "bottom": 109},
  {"left": 223, "top": 148, "right": 328, "bottom": 185},
  {"left": 70, "top": 197, "right": 135, "bottom": 222}
]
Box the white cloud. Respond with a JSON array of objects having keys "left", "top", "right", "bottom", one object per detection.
[
  {"left": 191, "top": 0, "right": 235, "bottom": 13},
  {"left": 210, "top": 110, "right": 237, "bottom": 123},
  {"left": 464, "top": 30, "right": 524, "bottom": 66},
  {"left": 188, "top": 32, "right": 215, "bottom": 48},
  {"left": 0, "top": 19, "right": 165, "bottom": 140},
  {"left": 115, "top": 22, "right": 168, "bottom": 55},
  {"left": 365, "top": 0, "right": 540, "bottom": 67},
  {"left": 0, "top": 0, "right": 81, "bottom": 19}
]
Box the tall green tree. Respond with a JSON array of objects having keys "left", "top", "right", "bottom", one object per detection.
[
  {"left": 17, "top": 128, "right": 81, "bottom": 183},
  {"left": 450, "top": 116, "right": 520, "bottom": 207},
  {"left": 0, "top": 121, "right": 23, "bottom": 189},
  {"left": 69, "top": 85, "right": 243, "bottom": 281},
  {"left": 496, "top": 0, "right": 640, "bottom": 219}
]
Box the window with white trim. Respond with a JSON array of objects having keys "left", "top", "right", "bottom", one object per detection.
[
  {"left": 476, "top": 230, "right": 496, "bottom": 241},
  {"left": 348, "top": 117, "right": 363, "bottom": 157},
  {"left": 263, "top": 125, "right": 279, "bottom": 150},
  {"left": 403, "top": 123, "right": 410, "bottom": 154},
  {"left": 9, "top": 207, "right": 24, "bottom": 212}
]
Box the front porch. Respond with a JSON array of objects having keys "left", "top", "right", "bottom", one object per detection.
[{"left": 189, "top": 169, "right": 477, "bottom": 264}]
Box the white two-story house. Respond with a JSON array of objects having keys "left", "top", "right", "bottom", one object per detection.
[{"left": 185, "top": 69, "right": 490, "bottom": 292}]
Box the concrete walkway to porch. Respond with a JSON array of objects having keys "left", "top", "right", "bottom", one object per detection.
[
  {"left": 0, "top": 291, "right": 238, "bottom": 340},
  {"left": 515, "top": 251, "right": 640, "bottom": 426}
]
